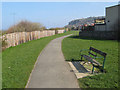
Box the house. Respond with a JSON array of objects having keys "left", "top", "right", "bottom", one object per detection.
[
  {"left": 94, "top": 17, "right": 106, "bottom": 31},
  {"left": 79, "top": 4, "right": 119, "bottom": 39},
  {"left": 95, "top": 4, "right": 119, "bottom": 31},
  {"left": 106, "top": 4, "right": 119, "bottom": 31}
]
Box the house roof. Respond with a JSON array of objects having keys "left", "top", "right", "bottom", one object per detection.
[{"left": 106, "top": 4, "right": 120, "bottom": 9}]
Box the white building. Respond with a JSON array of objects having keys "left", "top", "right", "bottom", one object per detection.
[
  {"left": 106, "top": 4, "right": 119, "bottom": 31},
  {"left": 95, "top": 4, "right": 119, "bottom": 31}
]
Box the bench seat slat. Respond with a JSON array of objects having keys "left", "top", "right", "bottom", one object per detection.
[
  {"left": 89, "top": 52, "right": 97, "bottom": 57},
  {"left": 82, "top": 55, "right": 101, "bottom": 66}
]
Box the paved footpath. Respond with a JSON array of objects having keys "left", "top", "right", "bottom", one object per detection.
[{"left": 26, "top": 34, "right": 79, "bottom": 88}]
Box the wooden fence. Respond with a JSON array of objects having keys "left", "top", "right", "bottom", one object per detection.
[{"left": 2, "top": 30, "right": 65, "bottom": 48}]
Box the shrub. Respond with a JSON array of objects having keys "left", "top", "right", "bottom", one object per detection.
[
  {"left": 6, "top": 20, "right": 46, "bottom": 33},
  {"left": 49, "top": 27, "right": 64, "bottom": 30},
  {"left": 2, "top": 36, "right": 7, "bottom": 51},
  {"left": 81, "top": 26, "right": 94, "bottom": 31}
]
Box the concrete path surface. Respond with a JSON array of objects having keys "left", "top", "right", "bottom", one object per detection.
[{"left": 26, "top": 34, "right": 79, "bottom": 88}]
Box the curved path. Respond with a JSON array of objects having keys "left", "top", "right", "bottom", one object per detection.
[{"left": 26, "top": 34, "right": 79, "bottom": 88}]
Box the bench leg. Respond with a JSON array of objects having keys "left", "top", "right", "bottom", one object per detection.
[
  {"left": 81, "top": 55, "right": 83, "bottom": 60},
  {"left": 92, "top": 66, "right": 94, "bottom": 74}
]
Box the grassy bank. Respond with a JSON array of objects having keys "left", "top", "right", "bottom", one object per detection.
[
  {"left": 2, "top": 31, "right": 74, "bottom": 88},
  {"left": 62, "top": 33, "right": 118, "bottom": 88}
]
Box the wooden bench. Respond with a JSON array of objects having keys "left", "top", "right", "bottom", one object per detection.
[{"left": 80, "top": 47, "right": 107, "bottom": 73}]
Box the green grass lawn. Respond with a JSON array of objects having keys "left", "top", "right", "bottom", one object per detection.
[
  {"left": 2, "top": 31, "right": 74, "bottom": 88},
  {"left": 62, "top": 32, "right": 119, "bottom": 88}
]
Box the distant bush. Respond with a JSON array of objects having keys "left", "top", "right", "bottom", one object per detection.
[
  {"left": 2, "top": 36, "right": 7, "bottom": 51},
  {"left": 81, "top": 26, "right": 94, "bottom": 31},
  {"left": 0, "top": 30, "right": 2, "bottom": 35},
  {"left": 49, "top": 27, "right": 64, "bottom": 30},
  {"left": 6, "top": 20, "right": 46, "bottom": 33},
  {"left": 1, "top": 30, "right": 7, "bottom": 35}
]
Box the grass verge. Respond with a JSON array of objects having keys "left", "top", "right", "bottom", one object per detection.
[
  {"left": 2, "top": 31, "right": 74, "bottom": 88},
  {"left": 62, "top": 33, "right": 118, "bottom": 88}
]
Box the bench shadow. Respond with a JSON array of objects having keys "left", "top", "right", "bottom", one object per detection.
[
  {"left": 72, "top": 61, "right": 89, "bottom": 73},
  {"left": 65, "top": 59, "right": 84, "bottom": 61},
  {"left": 67, "top": 59, "right": 107, "bottom": 73},
  {"left": 66, "top": 58, "right": 89, "bottom": 73}
]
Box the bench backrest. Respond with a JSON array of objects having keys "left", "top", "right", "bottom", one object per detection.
[{"left": 89, "top": 47, "right": 107, "bottom": 57}]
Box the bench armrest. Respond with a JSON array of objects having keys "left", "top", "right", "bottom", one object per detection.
[{"left": 80, "top": 49, "right": 90, "bottom": 55}]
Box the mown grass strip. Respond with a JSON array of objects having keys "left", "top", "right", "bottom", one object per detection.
[
  {"left": 2, "top": 31, "right": 74, "bottom": 88},
  {"left": 62, "top": 33, "right": 118, "bottom": 88}
]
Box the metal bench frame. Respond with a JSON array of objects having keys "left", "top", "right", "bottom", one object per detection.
[{"left": 80, "top": 47, "right": 107, "bottom": 74}]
